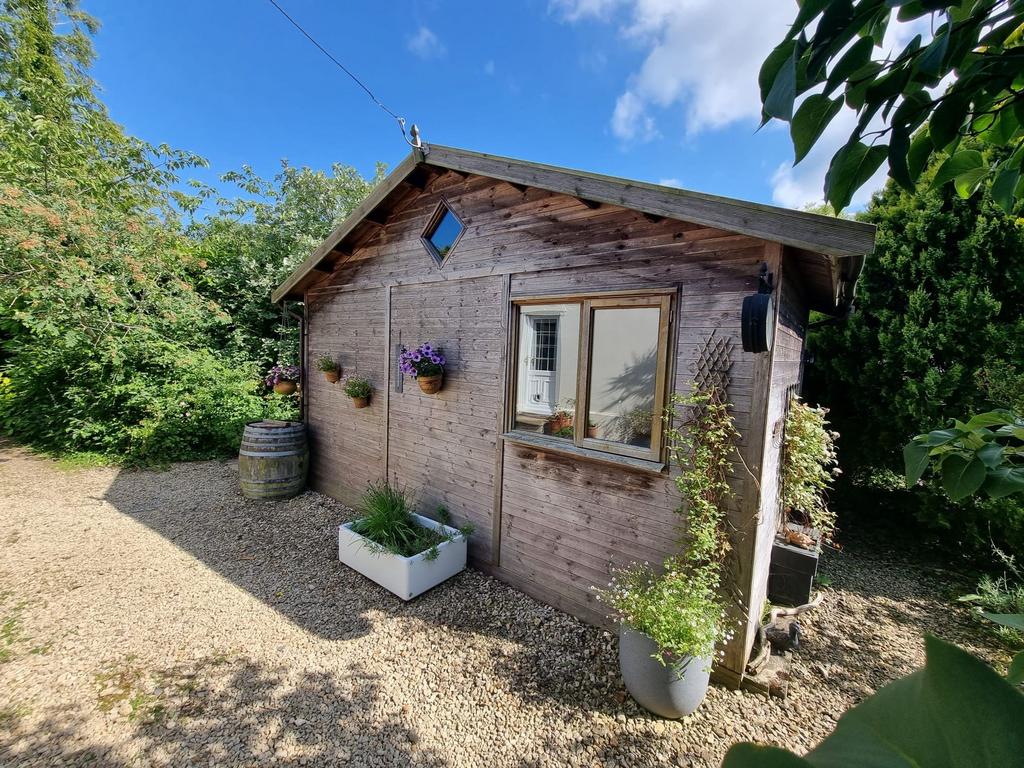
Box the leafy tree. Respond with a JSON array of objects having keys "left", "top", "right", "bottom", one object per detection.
[
  {"left": 189, "top": 161, "right": 384, "bottom": 368},
  {"left": 761, "top": 0, "right": 1024, "bottom": 211},
  {"left": 0, "top": 0, "right": 293, "bottom": 463},
  {"left": 806, "top": 151, "right": 1024, "bottom": 552}
]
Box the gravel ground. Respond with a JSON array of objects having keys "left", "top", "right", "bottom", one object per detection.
[{"left": 0, "top": 440, "right": 1007, "bottom": 767}]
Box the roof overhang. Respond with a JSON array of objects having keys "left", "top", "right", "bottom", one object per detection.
[{"left": 272, "top": 145, "right": 876, "bottom": 312}]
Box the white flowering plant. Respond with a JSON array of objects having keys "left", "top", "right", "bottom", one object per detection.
[
  {"left": 596, "top": 382, "right": 740, "bottom": 666},
  {"left": 597, "top": 557, "right": 732, "bottom": 665}
]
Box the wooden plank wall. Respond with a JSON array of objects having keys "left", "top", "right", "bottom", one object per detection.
[
  {"left": 387, "top": 276, "right": 504, "bottom": 564},
  {"left": 305, "top": 170, "right": 788, "bottom": 676},
  {"left": 747, "top": 251, "right": 810, "bottom": 633},
  {"left": 304, "top": 287, "right": 387, "bottom": 508}
]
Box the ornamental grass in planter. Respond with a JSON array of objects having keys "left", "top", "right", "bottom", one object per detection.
[
  {"left": 399, "top": 343, "right": 446, "bottom": 394},
  {"left": 316, "top": 354, "right": 341, "bottom": 383},
  {"left": 265, "top": 364, "right": 301, "bottom": 395},
  {"left": 338, "top": 482, "right": 473, "bottom": 600},
  {"left": 342, "top": 375, "right": 372, "bottom": 408},
  {"left": 596, "top": 385, "right": 738, "bottom": 718}
]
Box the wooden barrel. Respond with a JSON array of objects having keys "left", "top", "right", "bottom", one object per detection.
[{"left": 238, "top": 420, "right": 308, "bottom": 500}]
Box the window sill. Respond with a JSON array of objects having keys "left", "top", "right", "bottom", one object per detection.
[{"left": 501, "top": 431, "right": 667, "bottom": 475}]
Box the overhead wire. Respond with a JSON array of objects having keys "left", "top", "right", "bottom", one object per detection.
[{"left": 265, "top": 0, "right": 417, "bottom": 146}]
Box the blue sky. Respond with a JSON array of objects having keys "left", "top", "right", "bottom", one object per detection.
[{"left": 79, "top": 0, "right": 900, "bottom": 210}]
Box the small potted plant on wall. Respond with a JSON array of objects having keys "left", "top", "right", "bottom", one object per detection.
[
  {"left": 399, "top": 343, "right": 446, "bottom": 394},
  {"left": 317, "top": 354, "right": 341, "bottom": 383},
  {"left": 769, "top": 396, "right": 840, "bottom": 606},
  {"left": 343, "top": 376, "right": 372, "bottom": 408},
  {"left": 265, "top": 364, "right": 301, "bottom": 395}
]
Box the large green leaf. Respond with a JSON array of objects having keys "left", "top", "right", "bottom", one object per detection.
[
  {"left": 1010, "top": 652, "right": 1024, "bottom": 686},
  {"left": 723, "top": 636, "right": 1024, "bottom": 768},
  {"left": 953, "top": 166, "right": 989, "bottom": 198},
  {"left": 991, "top": 164, "right": 1021, "bottom": 212},
  {"left": 982, "top": 613, "right": 1024, "bottom": 630},
  {"left": 825, "top": 35, "right": 875, "bottom": 94},
  {"left": 982, "top": 467, "right": 1024, "bottom": 499},
  {"left": 764, "top": 48, "right": 798, "bottom": 121},
  {"left": 792, "top": 95, "right": 843, "bottom": 163},
  {"left": 965, "top": 410, "right": 1017, "bottom": 429},
  {"left": 940, "top": 453, "right": 986, "bottom": 501},
  {"left": 932, "top": 149, "right": 984, "bottom": 188},
  {"left": 903, "top": 441, "right": 931, "bottom": 485},
  {"left": 825, "top": 141, "right": 887, "bottom": 210}
]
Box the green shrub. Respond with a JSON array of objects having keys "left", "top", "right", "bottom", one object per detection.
[
  {"left": 781, "top": 397, "right": 840, "bottom": 539},
  {"left": 342, "top": 376, "right": 372, "bottom": 399}
]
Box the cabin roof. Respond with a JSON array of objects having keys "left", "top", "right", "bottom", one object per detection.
[{"left": 272, "top": 144, "right": 876, "bottom": 312}]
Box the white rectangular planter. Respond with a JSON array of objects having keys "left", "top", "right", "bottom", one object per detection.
[{"left": 337, "top": 513, "right": 468, "bottom": 600}]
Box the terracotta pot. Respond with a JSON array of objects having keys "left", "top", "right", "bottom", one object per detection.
[
  {"left": 273, "top": 381, "right": 297, "bottom": 395},
  {"left": 324, "top": 370, "right": 340, "bottom": 384},
  {"left": 586, "top": 425, "right": 598, "bottom": 439},
  {"left": 417, "top": 374, "right": 443, "bottom": 394},
  {"left": 351, "top": 396, "right": 370, "bottom": 409},
  {"left": 544, "top": 414, "right": 573, "bottom": 434}
]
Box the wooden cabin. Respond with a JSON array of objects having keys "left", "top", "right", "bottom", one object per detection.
[{"left": 272, "top": 145, "right": 875, "bottom": 685}]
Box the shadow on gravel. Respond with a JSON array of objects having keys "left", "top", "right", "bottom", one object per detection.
[
  {"left": 101, "top": 462, "right": 631, "bottom": 717},
  {"left": 0, "top": 657, "right": 446, "bottom": 767}
]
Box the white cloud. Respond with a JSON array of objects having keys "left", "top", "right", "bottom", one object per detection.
[
  {"left": 611, "top": 91, "right": 658, "bottom": 141},
  {"left": 558, "top": 0, "right": 939, "bottom": 208},
  {"left": 557, "top": 0, "right": 792, "bottom": 140},
  {"left": 550, "top": 0, "right": 624, "bottom": 21},
  {"left": 407, "top": 26, "right": 446, "bottom": 60},
  {"left": 658, "top": 177, "right": 682, "bottom": 188}
]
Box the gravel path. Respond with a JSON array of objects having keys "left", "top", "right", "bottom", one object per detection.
[{"left": 0, "top": 440, "right": 1005, "bottom": 767}]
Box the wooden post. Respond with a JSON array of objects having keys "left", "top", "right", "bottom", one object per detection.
[{"left": 491, "top": 273, "right": 512, "bottom": 567}]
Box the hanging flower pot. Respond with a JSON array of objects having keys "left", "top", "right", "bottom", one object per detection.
[
  {"left": 342, "top": 376, "right": 372, "bottom": 409},
  {"left": 265, "top": 364, "right": 301, "bottom": 396},
  {"left": 399, "top": 343, "right": 447, "bottom": 395},
  {"left": 417, "top": 374, "right": 443, "bottom": 394},
  {"left": 316, "top": 354, "right": 341, "bottom": 383}
]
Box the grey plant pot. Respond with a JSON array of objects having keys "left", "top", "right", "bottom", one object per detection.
[{"left": 618, "top": 625, "right": 711, "bottom": 718}]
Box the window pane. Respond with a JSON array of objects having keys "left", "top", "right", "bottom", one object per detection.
[
  {"left": 513, "top": 304, "right": 579, "bottom": 438},
  {"left": 427, "top": 208, "right": 463, "bottom": 259},
  {"left": 587, "top": 306, "right": 660, "bottom": 449}
]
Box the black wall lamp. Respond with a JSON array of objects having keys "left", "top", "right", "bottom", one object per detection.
[{"left": 741, "top": 262, "right": 775, "bottom": 354}]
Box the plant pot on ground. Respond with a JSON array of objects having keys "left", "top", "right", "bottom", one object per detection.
[
  {"left": 769, "top": 396, "right": 840, "bottom": 606},
  {"left": 399, "top": 343, "right": 446, "bottom": 395},
  {"left": 337, "top": 483, "right": 472, "bottom": 600},
  {"left": 599, "top": 558, "right": 724, "bottom": 718},
  {"left": 265, "top": 364, "right": 301, "bottom": 396},
  {"left": 316, "top": 354, "right": 341, "bottom": 383},
  {"left": 342, "top": 376, "right": 372, "bottom": 408}
]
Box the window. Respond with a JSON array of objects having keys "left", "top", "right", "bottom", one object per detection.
[
  {"left": 421, "top": 201, "right": 465, "bottom": 265},
  {"left": 509, "top": 291, "right": 673, "bottom": 462}
]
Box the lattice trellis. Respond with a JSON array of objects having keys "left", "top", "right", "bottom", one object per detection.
[{"left": 693, "top": 332, "right": 734, "bottom": 401}]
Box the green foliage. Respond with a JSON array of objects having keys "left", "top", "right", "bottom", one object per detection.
[
  {"left": 187, "top": 160, "right": 383, "bottom": 370},
  {"left": 723, "top": 636, "right": 1024, "bottom": 767},
  {"left": 808, "top": 146, "right": 1024, "bottom": 554},
  {"left": 781, "top": 397, "right": 841, "bottom": 539},
  {"left": 961, "top": 547, "right": 1024, "bottom": 648},
  {"left": 315, "top": 355, "right": 338, "bottom": 373},
  {"left": 341, "top": 376, "right": 372, "bottom": 399},
  {"left": 596, "top": 384, "right": 739, "bottom": 664},
  {"left": 0, "top": 1, "right": 375, "bottom": 465},
  {"left": 761, "top": 1, "right": 1024, "bottom": 211},
  {"left": 350, "top": 482, "right": 467, "bottom": 559},
  {"left": 905, "top": 410, "right": 1024, "bottom": 501}
]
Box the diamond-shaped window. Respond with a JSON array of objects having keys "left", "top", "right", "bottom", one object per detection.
[{"left": 421, "top": 201, "right": 465, "bottom": 266}]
